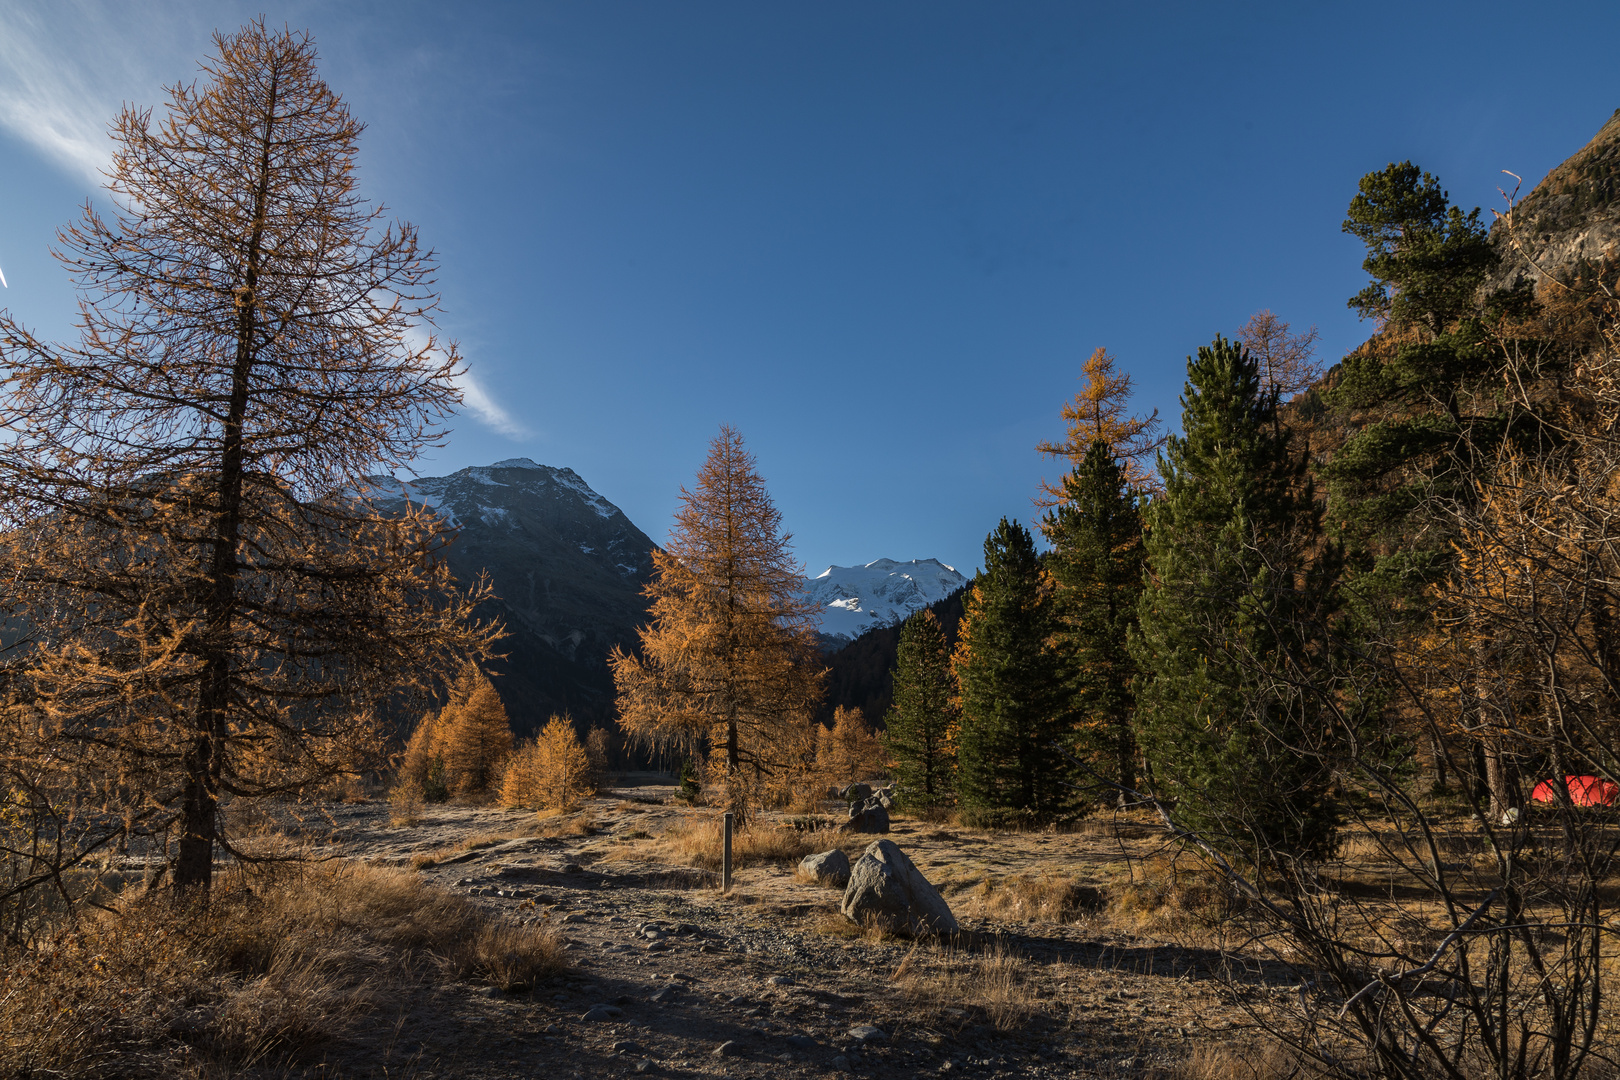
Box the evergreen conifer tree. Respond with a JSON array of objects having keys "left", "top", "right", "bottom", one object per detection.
[
  {"left": 1131, "top": 336, "right": 1339, "bottom": 868},
  {"left": 952, "top": 519, "right": 1069, "bottom": 826},
  {"left": 1041, "top": 440, "right": 1144, "bottom": 799},
  {"left": 884, "top": 609, "right": 957, "bottom": 808}
]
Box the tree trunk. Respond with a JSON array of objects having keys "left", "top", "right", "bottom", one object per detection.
[
  {"left": 1484, "top": 736, "right": 1510, "bottom": 823},
  {"left": 173, "top": 69, "right": 279, "bottom": 894}
]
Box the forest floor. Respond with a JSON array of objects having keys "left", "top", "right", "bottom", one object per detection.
[{"left": 257, "top": 775, "right": 1299, "bottom": 1080}]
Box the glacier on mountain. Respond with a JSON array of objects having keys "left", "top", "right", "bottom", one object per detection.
[{"left": 802, "top": 558, "right": 967, "bottom": 643}]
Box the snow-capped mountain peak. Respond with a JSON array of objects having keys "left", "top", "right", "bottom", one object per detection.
[{"left": 802, "top": 558, "right": 967, "bottom": 644}]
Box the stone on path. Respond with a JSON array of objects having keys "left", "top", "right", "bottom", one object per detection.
[
  {"left": 848, "top": 1024, "right": 888, "bottom": 1044},
  {"left": 840, "top": 839, "right": 957, "bottom": 936},
  {"left": 581, "top": 1004, "right": 623, "bottom": 1021},
  {"left": 798, "top": 848, "right": 851, "bottom": 886},
  {"left": 713, "top": 1040, "right": 741, "bottom": 1057}
]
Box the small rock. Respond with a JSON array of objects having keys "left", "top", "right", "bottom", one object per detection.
[
  {"left": 612, "top": 1040, "right": 642, "bottom": 1054},
  {"left": 798, "top": 848, "right": 852, "bottom": 887},
  {"left": 649, "top": 985, "right": 677, "bottom": 1003},
  {"left": 667, "top": 972, "right": 694, "bottom": 982},
  {"left": 561, "top": 912, "right": 586, "bottom": 923},
  {"left": 581, "top": 1004, "right": 624, "bottom": 1021},
  {"left": 830, "top": 1055, "right": 851, "bottom": 1073},
  {"left": 560, "top": 862, "right": 582, "bottom": 873},
  {"left": 635, "top": 1060, "right": 654, "bottom": 1074},
  {"left": 766, "top": 974, "right": 796, "bottom": 987},
  {"left": 713, "top": 1040, "right": 741, "bottom": 1057},
  {"left": 543, "top": 1023, "right": 561, "bottom": 1035},
  {"left": 843, "top": 782, "right": 873, "bottom": 803},
  {"left": 476, "top": 985, "right": 503, "bottom": 998},
  {"left": 786, "top": 1034, "right": 819, "bottom": 1051},
  {"left": 848, "top": 1024, "right": 888, "bottom": 1044},
  {"left": 645, "top": 940, "right": 668, "bottom": 952}
]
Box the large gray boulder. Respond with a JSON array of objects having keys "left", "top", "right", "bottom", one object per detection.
[
  {"left": 798, "top": 848, "right": 851, "bottom": 887},
  {"left": 839, "top": 801, "right": 889, "bottom": 834},
  {"left": 840, "top": 839, "right": 957, "bottom": 936},
  {"left": 842, "top": 782, "right": 873, "bottom": 803}
]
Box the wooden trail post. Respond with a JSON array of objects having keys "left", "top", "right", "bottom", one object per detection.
[{"left": 722, "top": 812, "right": 734, "bottom": 893}]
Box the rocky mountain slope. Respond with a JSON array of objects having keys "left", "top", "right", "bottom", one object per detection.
[
  {"left": 803, "top": 558, "right": 967, "bottom": 647},
  {"left": 363, "top": 459, "right": 656, "bottom": 732}
]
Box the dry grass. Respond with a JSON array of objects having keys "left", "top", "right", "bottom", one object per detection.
[
  {"left": 955, "top": 873, "right": 1105, "bottom": 925},
  {"left": 1172, "top": 1040, "right": 1314, "bottom": 1080},
  {"left": 890, "top": 940, "right": 1042, "bottom": 1031},
  {"left": 527, "top": 812, "right": 598, "bottom": 838},
  {"left": 653, "top": 817, "right": 847, "bottom": 871},
  {"left": 1105, "top": 855, "right": 1243, "bottom": 944},
  {"left": 0, "top": 861, "right": 565, "bottom": 1079}
]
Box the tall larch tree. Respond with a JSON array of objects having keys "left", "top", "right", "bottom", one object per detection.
[
  {"left": 1131, "top": 336, "right": 1339, "bottom": 869},
  {"left": 884, "top": 608, "right": 957, "bottom": 809},
  {"left": 1036, "top": 347, "right": 1166, "bottom": 501},
  {"left": 952, "top": 519, "right": 1070, "bottom": 826},
  {"left": 0, "top": 22, "right": 497, "bottom": 893},
  {"left": 610, "top": 426, "right": 823, "bottom": 812},
  {"left": 1041, "top": 440, "right": 1144, "bottom": 801}
]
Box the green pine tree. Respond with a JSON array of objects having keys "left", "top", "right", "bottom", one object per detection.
[
  {"left": 1325, "top": 162, "right": 1529, "bottom": 594},
  {"left": 1041, "top": 440, "right": 1144, "bottom": 801},
  {"left": 951, "top": 518, "right": 1070, "bottom": 827},
  {"left": 884, "top": 608, "right": 957, "bottom": 809},
  {"left": 1131, "top": 336, "right": 1339, "bottom": 869}
]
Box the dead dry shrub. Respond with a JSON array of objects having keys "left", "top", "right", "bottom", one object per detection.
[
  {"left": 890, "top": 940, "right": 1041, "bottom": 1031},
  {"left": 957, "top": 873, "right": 1104, "bottom": 925},
  {"left": 0, "top": 861, "right": 564, "bottom": 1078}
]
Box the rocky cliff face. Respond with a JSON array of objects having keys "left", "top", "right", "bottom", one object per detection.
[
  {"left": 363, "top": 459, "right": 656, "bottom": 732},
  {"left": 1490, "top": 109, "right": 1620, "bottom": 292}
]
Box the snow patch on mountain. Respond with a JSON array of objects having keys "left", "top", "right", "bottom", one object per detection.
[{"left": 803, "top": 558, "right": 967, "bottom": 643}]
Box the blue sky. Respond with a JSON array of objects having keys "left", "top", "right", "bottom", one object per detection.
[{"left": 2, "top": 1, "right": 1617, "bottom": 577}]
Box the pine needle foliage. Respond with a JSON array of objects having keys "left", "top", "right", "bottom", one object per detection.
[
  {"left": 1041, "top": 440, "right": 1144, "bottom": 799},
  {"left": 952, "top": 519, "right": 1071, "bottom": 827},
  {"left": 1131, "top": 336, "right": 1340, "bottom": 868},
  {"left": 883, "top": 608, "right": 958, "bottom": 809},
  {"left": 610, "top": 426, "right": 824, "bottom": 808},
  {"left": 0, "top": 22, "right": 498, "bottom": 894}
]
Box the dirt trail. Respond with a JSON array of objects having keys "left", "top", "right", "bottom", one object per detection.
[{"left": 296, "top": 778, "right": 1270, "bottom": 1079}]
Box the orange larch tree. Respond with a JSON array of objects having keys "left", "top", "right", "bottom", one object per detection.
[
  {"left": 610, "top": 426, "right": 823, "bottom": 810},
  {"left": 1035, "top": 347, "right": 1165, "bottom": 502}
]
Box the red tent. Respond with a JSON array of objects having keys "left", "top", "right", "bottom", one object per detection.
[{"left": 1531, "top": 775, "right": 1619, "bottom": 807}]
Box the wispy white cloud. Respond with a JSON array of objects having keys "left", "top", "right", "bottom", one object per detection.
[
  {"left": 454, "top": 366, "right": 530, "bottom": 439},
  {"left": 0, "top": 3, "right": 213, "bottom": 186},
  {"left": 402, "top": 325, "right": 529, "bottom": 440}
]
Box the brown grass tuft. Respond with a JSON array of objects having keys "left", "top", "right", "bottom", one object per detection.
[
  {"left": 956, "top": 873, "right": 1104, "bottom": 925},
  {"left": 890, "top": 940, "right": 1041, "bottom": 1031},
  {"left": 655, "top": 817, "right": 847, "bottom": 871}
]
